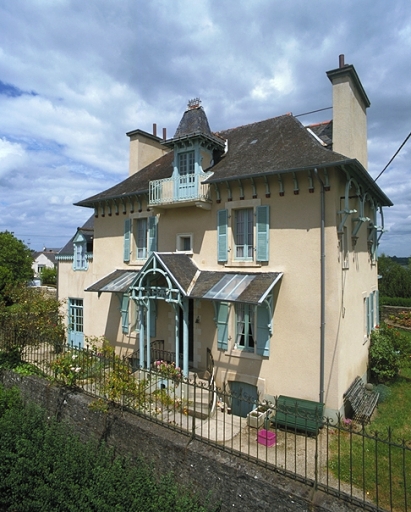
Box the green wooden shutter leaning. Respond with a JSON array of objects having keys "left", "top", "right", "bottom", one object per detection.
[
  {"left": 148, "top": 216, "right": 158, "bottom": 255},
  {"left": 256, "top": 304, "right": 271, "bottom": 356},
  {"left": 216, "top": 301, "right": 229, "bottom": 350},
  {"left": 124, "top": 219, "right": 131, "bottom": 262},
  {"left": 121, "top": 294, "right": 129, "bottom": 334},
  {"left": 217, "top": 209, "right": 228, "bottom": 263},
  {"left": 256, "top": 205, "right": 269, "bottom": 262}
]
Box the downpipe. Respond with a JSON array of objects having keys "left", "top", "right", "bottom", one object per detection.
[{"left": 314, "top": 168, "right": 325, "bottom": 405}]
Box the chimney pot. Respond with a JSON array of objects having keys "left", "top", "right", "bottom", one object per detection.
[
  {"left": 339, "top": 54, "right": 345, "bottom": 68},
  {"left": 153, "top": 123, "right": 157, "bottom": 137},
  {"left": 163, "top": 127, "right": 167, "bottom": 140}
]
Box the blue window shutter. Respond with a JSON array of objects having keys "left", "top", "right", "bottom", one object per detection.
[
  {"left": 256, "top": 205, "right": 269, "bottom": 262},
  {"left": 121, "top": 294, "right": 129, "bottom": 334},
  {"left": 150, "top": 299, "right": 156, "bottom": 337},
  {"left": 216, "top": 301, "right": 229, "bottom": 350},
  {"left": 256, "top": 304, "right": 271, "bottom": 356},
  {"left": 217, "top": 209, "right": 228, "bottom": 262},
  {"left": 375, "top": 290, "right": 379, "bottom": 326},
  {"left": 366, "top": 296, "right": 370, "bottom": 335},
  {"left": 148, "top": 216, "right": 158, "bottom": 254},
  {"left": 124, "top": 219, "right": 131, "bottom": 262}
]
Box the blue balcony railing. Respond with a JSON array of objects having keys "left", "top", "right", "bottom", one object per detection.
[{"left": 149, "top": 171, "right": 213, "bottom": 206}]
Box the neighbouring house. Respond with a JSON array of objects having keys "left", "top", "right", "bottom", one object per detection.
[
  {"left": 57, "top": 57, "right": 392, "bottom": 418},
  {"left": 32, "top": 248, "right": 60, "bottom": 283}
]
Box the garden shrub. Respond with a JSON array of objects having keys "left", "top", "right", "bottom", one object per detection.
[
  {"left": 369, "top": 324, "right": 411, "bottom": 382},
  {"left": 380, "top": 296, "right": 411, "bottom": 307},
  {"left": 0, "top": 385, "right": 214, "bottom": 512}
]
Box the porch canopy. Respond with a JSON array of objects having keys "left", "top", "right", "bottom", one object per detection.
[{"left": 85, "top": 253, "right": 283, "bottom": 376}]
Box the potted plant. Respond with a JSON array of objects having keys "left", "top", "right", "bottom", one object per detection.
[{"left": 247, "top": 404, "right": 272, "bottom": 428}]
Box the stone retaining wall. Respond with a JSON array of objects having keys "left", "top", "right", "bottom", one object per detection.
[{"left": 0, "top": 370, "right": 364, "bottom": 512}]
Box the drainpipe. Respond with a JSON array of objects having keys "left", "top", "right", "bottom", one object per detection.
[{"left": 314, "top": 168, "right": 325, "bottom": 405}]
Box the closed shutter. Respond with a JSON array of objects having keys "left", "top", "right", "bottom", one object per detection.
[
  {"left": 124, "top": 219, "right": 131, "bottom": 262},
  {"left": 256, "top": 304, "right": 271, "bottom": 356},
  {"left": 216, "top": 301, "right": 229, "bottom": 350},
  {"left": 121, "top": 294, "right": 129, "bottom": 334},
  {"left": 148, "top": 216, "right": 158, "bottom": 254},
  {"left": 217, "top": 209, "right": 228, "bottom": 263},
  {"left": 256, "top": 205, "right": 269, "bottom": 262}
]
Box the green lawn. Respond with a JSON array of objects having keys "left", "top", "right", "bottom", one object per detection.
[{"left": 330, "top": 329, "right": 411, "bottom": 511}]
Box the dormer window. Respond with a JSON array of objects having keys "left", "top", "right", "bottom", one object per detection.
[
  {"left": 72, "top": 232, "right": 90, "bottom": 271},
  {"left": 73, "top": 241, "right": 87, "bottom": 270},
  {"left": 179, "top": 151, "right": 194, "bottom": 175}
]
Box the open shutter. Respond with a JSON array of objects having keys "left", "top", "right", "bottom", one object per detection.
[
  {"left": 256, "top": 304, "right": 271, "bottom": 356},
  {"left": 124, "top": 219, "right": 131, "bottom": 262},
  {"left": 375, "top": 290, "right": 379, "bottom": 327},
  {"left": 256, "top": 205, "right": 269, "bottom": 262},
  {"left": 150, "top": 299, "right": 156, "bottom": 337},
  {"left": 215, "top": 301, "right": 229, "bottom": 350},
  {"left": 366, "top": 296, "right": 371, "bottom": 335},
  {"left": 217, "top": 209, "right": 228, "bottom": 262},
  {"left": 121, "top": 293, "right": 129, "bottom": 334},
  {"left": 148, "top": 216, "right": 158, "bottom": 255}
]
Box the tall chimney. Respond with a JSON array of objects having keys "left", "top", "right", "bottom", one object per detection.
[
  {"left": 153, "top": 123, "right": 157, "bottom": 137},
  {"left": 327, "top": 56, "right": 370, "bottom": 169},
  {"left": 163, "top": 127, "right": 167, "bottom": 140}
]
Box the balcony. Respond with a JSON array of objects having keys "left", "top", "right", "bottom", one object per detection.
[{"left": 149, "top": 171, "right": 213, "bottom": 209}]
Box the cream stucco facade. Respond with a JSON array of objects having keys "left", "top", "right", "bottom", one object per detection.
[{"left": 57, "top": 60, "right": 391, "bottom": 419}]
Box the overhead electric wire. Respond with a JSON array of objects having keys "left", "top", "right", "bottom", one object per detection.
[
  {"left": 374, "top": 131, "right": 411, "bottom": 182},
  {"left": 295, "top": 106, "right": 332, "bottom": 118}
]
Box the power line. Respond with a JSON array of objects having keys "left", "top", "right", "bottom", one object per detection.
[
  {"left": 295, "top": 106, "right": 332, "bottom": 118},
  {"left": 374, "top": 131, "right": 411, "bottom": 182}
]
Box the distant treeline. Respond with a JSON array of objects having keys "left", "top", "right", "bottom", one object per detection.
[{"left": 378, "top": 255, "right": 411, "bottom": 303}]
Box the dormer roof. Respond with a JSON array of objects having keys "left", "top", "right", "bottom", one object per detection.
[{"left": 162, "top": 99, "right": 225, "bottom": 150}]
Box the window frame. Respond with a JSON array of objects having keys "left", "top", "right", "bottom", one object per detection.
[
  {"left": 176, "top": 233, "right": 193, "bottom": 253},
  {"left": 235, "top": 302, "right": 256, "bottom": 352}
]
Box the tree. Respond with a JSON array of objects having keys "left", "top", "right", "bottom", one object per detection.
[
  {"left": 40, "top": 267, "right": 57, "bottom": 286},
  {"left": 377, "top": 254, "right": 411, "bottom": 298},
  {"left": 0, "top": 232, "right": 33, "bottom": 305}
]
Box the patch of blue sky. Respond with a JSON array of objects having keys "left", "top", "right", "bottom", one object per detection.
[
  {"left": 0, "top": 80, "right": 38, "bottom": 97},
  {"left": 1, "top": 133, "right": 65, "bottom": 153}
]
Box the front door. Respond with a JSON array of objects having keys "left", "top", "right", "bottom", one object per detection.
[
  {"left": 68, "top": 298, "right": 84, "bottom": 348},
  {"left": 179, "top": 298, "right": 193, "bottom": 363}
]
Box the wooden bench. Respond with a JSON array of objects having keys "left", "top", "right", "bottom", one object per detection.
[
  {"left": 343, "top": 376, "right": 379, "bottom": 424},
  {"left": 271, "top": 395, "right": 324, "bottom": 436}
]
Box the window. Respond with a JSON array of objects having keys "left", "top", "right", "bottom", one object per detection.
[
  {"left": 234, "top": 208, "right": 253, "bottom": 260},
  {"left": 214, "top": 299, "right": 272, "bottom": 356},
  {"left": 177, "top": 234, "right": 192, "bottom": 252},
  {"left": 37, "top": 264, "right": 45, "bottom": 274},
  {"left": 217, "top": 205, "right": 269, "bottom": 263},
  {"left": 135, "top": 218, "right": 148, "bottom": 259},
  {"left": 73, "top": 241, "right": 87, "bottom": 270},
  {"left": 179, "top": 151, "right": 195, "bottom": 175},
  {"left": 124, "top": 216, "right": 158, "bottom": 263},
  {"left": 236, "top": 303, "right": 255, "bottom": 351},
  {"left": 365, "top": 290, "right": 379, "bottom": 337}
]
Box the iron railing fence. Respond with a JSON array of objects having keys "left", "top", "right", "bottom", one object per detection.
[{"left": 0, "top": 338, "right": 410, "bottom": 512}]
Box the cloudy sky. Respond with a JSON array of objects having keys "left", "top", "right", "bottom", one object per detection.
[{"left": 0, "top": 0, "right": 410, "bottom": 256}]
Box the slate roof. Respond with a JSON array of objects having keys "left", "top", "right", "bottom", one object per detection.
[
  {"left": 58, "top": 215, "right": 95, "bottom": 257},
  {"left": 306, "top": 121, "right": 333, "bottom": 147},
  {"left": 86, "top": 252, "right": 282, "bottom": 304},
  {"left": 174, "top": 106, "right": 213, "bottom": 138},
  {"left": 76, "top": 112, "right": 392, "bottom": 208}
]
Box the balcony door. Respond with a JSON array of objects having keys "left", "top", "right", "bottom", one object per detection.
[
  {"left": 178, "top": 151, "right": 196, "bottom": 199},
  {"left": 68, "top": 298, "right": 84, "bottom": 348}
]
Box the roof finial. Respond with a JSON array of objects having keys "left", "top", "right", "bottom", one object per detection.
[{"left": 187, "top": 98, "right": 201, "bottom": 109}]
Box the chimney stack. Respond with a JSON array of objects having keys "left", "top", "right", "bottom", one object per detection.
[
  {"left": 327, "top": 56, "right": 370, "bottom": 169},
  {"left": 163, "top": 127, "right": 167, "bottom": 140},
  {"left": 153, "top": 123, "right": 157, "bottom": 137}
]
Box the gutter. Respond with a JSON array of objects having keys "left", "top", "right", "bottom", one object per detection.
[{"left": 314, "top": 168, "right": 325, "bottom": 405}]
